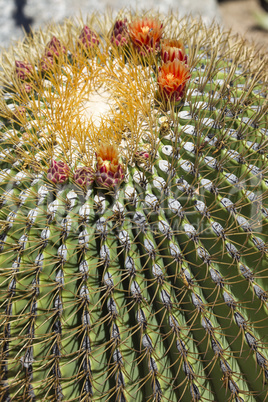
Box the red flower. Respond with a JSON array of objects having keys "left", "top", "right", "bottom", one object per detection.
[
  {"left": 95, "top": 144, "right": 124, "bottom": 188},
  {"left": 158, "top": 60, "right": 191, "bottom": 102},
  {"left": 161, "top": 39, "right": 188, "bottom": 64},
  {"left": 129, "top": 18, "right": 163, "bottom": 55}
]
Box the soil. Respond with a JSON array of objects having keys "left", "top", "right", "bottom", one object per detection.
[{"left": 219, "top": 0, "right": 268, "bottom": 51}]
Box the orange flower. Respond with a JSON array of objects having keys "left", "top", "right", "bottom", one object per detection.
[
  {"left": 158, "top": 60, "right": 191, "bottom": 102},
  {"left": 97, "top": 144, "right": 119, "bottom": 172},
  {"left": 129, "top": 18, "right": 163, "bottom": 55},
  {"left": 161, "top": 39, "right": 188, "bottom": 64},
  {"left": 95, "top": 144, "right": 124, "bottom": 188}
]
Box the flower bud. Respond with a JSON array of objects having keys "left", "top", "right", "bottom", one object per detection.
[
  {"left": 47, "top": 160, "right": 70, "bottom": 184},
  {"left": 95, "top": 144, "right": 124, "bottom": 188},
  {"left": 15, "top": 60, "right": 34, "bottom": 81},
  {"left": 73, "top": 167, "right": 94, "bottom": 187},
  {"left": 44, "top": 36, "right": 66, "bottom": 58},
  {"left": 111, "top": 19, "right": 129, "bottom": 47},
  {"left": 161, "top": 39, "right": 188, "bottom": 64},
  {"left": 78, "top": 26, "right": 99, "bottom": 50}
]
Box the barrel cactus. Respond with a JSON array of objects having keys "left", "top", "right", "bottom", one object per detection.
[{"left": 0, "top": 10, "right": 267, "bottom": 401}]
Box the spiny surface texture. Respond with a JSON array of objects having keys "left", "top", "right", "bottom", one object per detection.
[{"left": 0, "top": 11, "right": 268, "bottom": 402}]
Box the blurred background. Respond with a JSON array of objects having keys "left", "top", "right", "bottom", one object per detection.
[
  {"left": 0, "top": 0, "right": 267, "bottom": 50},
  {"left": 219, "top": 0, "right": 268, "bottom": 49}
]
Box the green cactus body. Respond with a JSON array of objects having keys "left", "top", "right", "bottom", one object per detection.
[{"left": 0, "top": 12, "right": 267, "bottom": 401}]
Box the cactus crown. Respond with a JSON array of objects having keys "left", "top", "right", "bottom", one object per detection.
[{"left": 0, "top": 10, "right": 268, "bottom": 402}]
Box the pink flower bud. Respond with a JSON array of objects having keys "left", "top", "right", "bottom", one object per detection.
[
  {"left": 78, "top": 26, "right": 99, "bottom": 50},
  {"left": 47, "top": 160, "right": 70, "bottom": 184},
  {"left": 73, "top": 167, "right": 94, "bottom": 187},
  {"left": 136, "top": 150, "right": 149, "bottom": 159},
  {"left": 44, "top": 36, "right": 66, "bottom": 58},
  {"left": 13, "top": 106, "right": 26, "bottom": 120},
  {"left": 111, "top": 19, "right": 129, "bottom": 47},
  {"left": 19, "top": 82, "right": 33, "bottom": 94},
  {"left": 40, "top": 56, "right": 54, "bottom": 72},
  {"left": 15, "top": 60, "right": 34, "bottom": 81}
]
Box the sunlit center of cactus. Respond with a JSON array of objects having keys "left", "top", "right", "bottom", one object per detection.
[
  {"left": 12, "top": 43, "right": 159, "bottom": 170},
  {"left": 79, "top": 84, "right": 117, "bottom": 128}
]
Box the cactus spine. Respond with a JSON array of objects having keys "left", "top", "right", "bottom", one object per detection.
[{"left": 0, "top": 11, "right": 268, "bottom": 401}]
